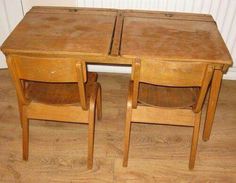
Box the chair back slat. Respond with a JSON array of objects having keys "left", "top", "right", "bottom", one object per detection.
[
  {"left": 12, "top": 56, "right": 87, "bottom": 83},
  {"left": 132, "top": 59, "right": 207, "bottom": 87}
]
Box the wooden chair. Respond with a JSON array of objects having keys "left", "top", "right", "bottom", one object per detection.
[
  {"left": 6, "top": 55, "right": 102, "bottom": 169},
  {"left": 123, "top": 58, "right": 214, "bottom": 169}
]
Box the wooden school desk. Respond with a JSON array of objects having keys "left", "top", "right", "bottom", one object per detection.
[{"left": 1, "top": 6, "right": 232, "bottom": 141}]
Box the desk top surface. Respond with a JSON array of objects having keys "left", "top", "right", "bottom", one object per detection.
[{"left": 1, "top": 6, "right": 232, "bottom": 66}]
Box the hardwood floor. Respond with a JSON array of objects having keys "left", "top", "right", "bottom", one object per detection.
[{"left": 0, "top": 69, "right": 235, "bottom": 182}]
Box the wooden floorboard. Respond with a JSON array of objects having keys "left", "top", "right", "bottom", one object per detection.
[{"left": 0, "top": 69, "right": 235, "bottom": 182}]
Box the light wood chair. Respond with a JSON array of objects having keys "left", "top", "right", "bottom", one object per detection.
[
  {"left": 6, "top": 55, "right": 102, "bottom": 169},
  {"left": 123, "top": 58, "right": 214, "bottom": 169}
]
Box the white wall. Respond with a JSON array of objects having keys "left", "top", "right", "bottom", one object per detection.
[
  {"left": 23, "top": 0, "right": 77, "bottom": 10},
  {"left": 1, "top": 0, "right": 236, "bottom": 79},
  {"left": 0, "top": 0, "right": 24, "bottom": 68}
]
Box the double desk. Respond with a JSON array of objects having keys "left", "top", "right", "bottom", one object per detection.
[{"left": 1, "top": 6, "right": 232, "bottom": 141}]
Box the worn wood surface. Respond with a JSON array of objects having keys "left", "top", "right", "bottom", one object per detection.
[
  {"left": 0, "top": 70, "right": 235, "bottom": 182},
  {"left": 1, "top": 7, "right": 117, "bottom": 57},
  {"left": 121, "top": 16, "right": 231, "bottom": 65},
  {"left": 134, "top": 60, "right": 209, "bottom": 86},
  {"left": 1, "top": 6, "right": 232, "bottom": 66},
  {"left": 138, "top": 83, "right": 198, "bottom": 108},
  {"left": 25, "top": 72, "right": 97, "bottom": 104}
]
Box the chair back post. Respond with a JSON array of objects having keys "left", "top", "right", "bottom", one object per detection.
[
  {"left": 6, "top": 55, "right": 28, "bottom": 105},
  {"left": 131, "top": 58, "right": 141, "bottom": 108},
  {"left": 76, "top": 62, "right": 88, "bottom": 110},
  {"left": 193, "top": 65, "right": 214, "bottom": 113}
]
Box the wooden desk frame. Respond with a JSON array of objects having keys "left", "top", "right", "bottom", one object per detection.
[{"left": 1, "top": 6, "right": 233, "bottom": 141}]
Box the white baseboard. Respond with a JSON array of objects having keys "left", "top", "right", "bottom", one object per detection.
[
  {"left": 88, "top": 64, "right": 236, "bottom": 81},
  {"left": 223, "top": 67, "right": 236, "bottom": 80},
  {"left": 87, "top": 64, "right": 131, "bottom": 74},
  {"left": 0, "top": 52, "right": 7, "bottom": 68}
]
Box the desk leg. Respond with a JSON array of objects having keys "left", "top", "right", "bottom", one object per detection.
[{"left": 203, "top": 69, "right": 223, "bottom": 141}]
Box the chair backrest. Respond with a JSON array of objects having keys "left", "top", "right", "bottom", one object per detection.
[
  {"left": 7, "top": 55, "right": 88, "bottom": 109},
  {"left": 131, "top": 58, "right": 214, "bottom": 112}
]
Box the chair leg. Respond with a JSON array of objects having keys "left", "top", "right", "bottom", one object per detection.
[
  {"left": 123, "top": 110, "right": 132, "bottom": 167},
  {"left": 87, "top": 110, "right": 95, "bottom": 169},
  {"left": 18, "top": 100, "right": 23, "bottom": 128},
  {"left": 189, "top": 112, "right": 201, "bottom": 169},
  {"left": 22, "top": 111, "right": 29, "bottom": 161},
  {"left": 97, "top": 86, "right": 102, "bottom": 120}
]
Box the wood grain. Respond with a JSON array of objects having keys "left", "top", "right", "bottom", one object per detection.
[
  {"left": 0, "top": 70, "right": 235, "bottom": 182},
  {"left": 138, "top": 83, "right": 199, "bottom": 108},
  {"left": 121, "top": 16, "right": 232, "bottom": 65},
  {"left": 203, "top": 69, "right": 223, "bottom": 141},
  {"left": 0, "top": 70, "right": 236, "bottom": 183},
  {"left": 1, "top": 6, "right": 232, "bottom": 67},
  {"left": 131, "top": 106, "right": 195, "bottom": 126},
  {"left": 1, "top": 8, "right": 116, "bottom": 56},
  {"left": 136, "top": 60, "right": 208, "bottom": 86}
]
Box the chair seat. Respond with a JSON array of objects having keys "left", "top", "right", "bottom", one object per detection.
[
  {"left": 138, "top": 83, "right": 199, "bottom": 108},
  {"left": 25, "top": 72, "right": 98, "bottom": 105}
]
